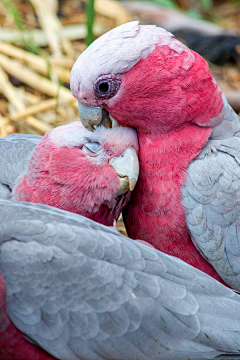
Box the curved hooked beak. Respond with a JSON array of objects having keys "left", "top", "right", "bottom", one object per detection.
[
  {"left": 78, "top": 102, "right": 119, "bottom": 130},
  {"left": 78, "top": 103, "right": 139, "bottom": 194},
  {"left": 109, "top": 147, "right": 139, "bottom": 196}
]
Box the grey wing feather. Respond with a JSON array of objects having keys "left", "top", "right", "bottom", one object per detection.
[
  {"left": 0, "top": 134, "right": 41, "bottom": 198},
  {"left": 182, "top": 94, "right": 240, "bottom": 291},
  {"left": 1, "top": 200, "right": 240, "bottom": 359}
]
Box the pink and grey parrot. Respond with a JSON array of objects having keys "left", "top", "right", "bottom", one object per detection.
[
  {"left": 0, "top": 121, "right": 139, "bottom": 359},
  {"left": 2, "top": 199, "right": 240, "bottom": 359},
  {"left": 0, "top": 121, "right": 139, "bottom": 226},
  {"left": 70, "top": 21, "right": 240, "bottom": 289}
]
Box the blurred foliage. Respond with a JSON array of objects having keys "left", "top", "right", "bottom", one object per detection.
[
  {"left": 122, "top": 0, "right": 214, "bottom": 18},
  {"left": 186, "top": 9, "right": 203, "bottom": 18},
  {"left": 198, "top": 0, "right": 212, "bottom": 10},
  {"left": 21, "top": 35, "right": 43, "bottom": 55},
  {"left": 2, "top": 0, "right": 43, "bottom": 54},
  {"left": 147, "top": 0, "right": 178, "bottom": 9},
  {"left": 86, "top": 0, "right": 95, "bottom": 46},
  {"left": 2, "top": 0, "right": 24, "bottom": 30}
]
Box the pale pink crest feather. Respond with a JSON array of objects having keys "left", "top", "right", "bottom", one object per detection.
[{"left": 70, "top": 21, "right": 173, "bottom": 101}]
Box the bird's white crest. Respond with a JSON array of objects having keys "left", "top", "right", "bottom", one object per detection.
[
  {"left": 47, "top": 121, "right": 139, "bottom": 155},
  {"left": 70, "top": 21, "right": 196, "bottom": 101},
  {"left": 48, "top": 121, "right": 88, "bottom": 148},
  {"left": 70, "top": 21, "right": 173, "bottom": 99}
]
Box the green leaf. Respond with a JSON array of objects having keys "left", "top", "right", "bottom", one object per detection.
[
  {"left": 197, "top": 0, "right": 212, "bottom": 10},
  {"left": 186, "top": 9, "right": 203, "bottom": 19},
  {"left": 2, "top": 0, "right": 24, "bottom": 31},
  {"left": 86, "top": 0, "right": 95, "bottom": 46},
  {"left": 140, "top": 0, "right": 178, "bottom": 9},
  {"left": 153, "top": 0, "right": 178, "bottom": 8}
]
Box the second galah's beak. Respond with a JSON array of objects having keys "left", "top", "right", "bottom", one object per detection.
[
  {"left": 78, "top": 102, "right": 119, "bottom": 130},
  {"left": 109, "top": 147, "right": 139, "bottom": 195},
  {"left": 78, "top": 102, "right": 139, "bottom": 194}
]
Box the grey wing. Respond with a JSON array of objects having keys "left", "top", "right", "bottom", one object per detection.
[
  {"left": 0, "top": 134, "right": 41, "bottom": 199},
  {"left": 182, "top": 98, "right": 240, "bottom": 291},
  {"left": 1, "top": 200, "right": 240, "bottom": 360}
]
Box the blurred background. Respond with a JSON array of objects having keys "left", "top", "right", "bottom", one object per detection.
[{"left": 0, "top": 0, "right": 239, "bottom": 138}]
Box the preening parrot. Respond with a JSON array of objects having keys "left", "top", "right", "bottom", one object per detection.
[
  {"left": 2, "top": 199, "right": 240, "bottom": 359},
  {"left": 0, "top": 121, "right": 139, "bottom": 226},
  {"left": 70, "top": 21, "right": 240, "bottom": 289}
]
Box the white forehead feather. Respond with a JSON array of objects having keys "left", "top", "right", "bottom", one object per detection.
[
  {"left": 47, "top": 121, "right": 139, "bottom": 150},
  {"left": 70, "top": 21, "right": 173, "bottom": 97},
  {"left": 48, "top": 122, "right": 90, "bottom": 148}
]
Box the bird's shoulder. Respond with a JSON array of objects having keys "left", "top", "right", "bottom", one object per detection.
[{"left": 0, "top": 134, "right": 42, "bottom": 197}]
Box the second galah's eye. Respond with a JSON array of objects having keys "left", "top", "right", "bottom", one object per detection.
[
  {"left": 83, "top": 141, "right": 102, "bottom": 155},
  {"left": 94, "top": 74, "right": 122, "bottom": 100}
]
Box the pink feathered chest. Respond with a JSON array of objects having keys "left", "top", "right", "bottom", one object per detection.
[{"left": 123, "top": 125, "right": 224, "bottom": 282}]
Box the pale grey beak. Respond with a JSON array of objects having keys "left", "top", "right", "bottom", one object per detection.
[
  {"left": 78, "top": 102, "right": 119, "bottom": 130},
  {"left": 78, "top": 102, "right": 102, "bottom": 131},
  {"left": 109, "top": 147, "right": 139, "bottom": 195}
]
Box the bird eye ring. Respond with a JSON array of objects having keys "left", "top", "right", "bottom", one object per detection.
[{"left": 94, "top": 74, "right": 122, "bottom": 99}]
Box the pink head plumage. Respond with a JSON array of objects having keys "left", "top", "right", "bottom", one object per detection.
[{"left": 71, "top": 21, "right": 224, "bottom": 134}]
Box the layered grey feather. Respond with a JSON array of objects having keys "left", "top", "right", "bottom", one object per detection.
[
  {"left": 1, "top": 200, "right": 240, "bottom": 359},
  {"left": 182, "top": 94, "right": 240, "bottom": 290},
  {"left": 0, "top": 134, "right": 41, "bottom": 198}
]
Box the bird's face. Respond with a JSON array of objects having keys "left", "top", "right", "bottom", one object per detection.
[
  {"left": 70, "top": 22, "right": 223, "bottom": 135},
  {"left": 14, "top": 122, "right": 139, "bottom": 225},
  {"left": 46, "top": 121, "right": 139, "bottom": 194},
  {"left": 70, "top": 21, "right": 177, "bottom": 134}
]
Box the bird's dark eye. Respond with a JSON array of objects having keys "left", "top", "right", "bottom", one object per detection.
[
  {"left": 98, "top": 82, "right": 109, "bottom": 93},
  {"left": 94, "top": 74, "right": 122, "bottom": 100},
  {"left": 83, "top": 142, "right": 102, "bottom": 154}
]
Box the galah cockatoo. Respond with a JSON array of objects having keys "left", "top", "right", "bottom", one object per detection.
[
  {"left": 70, "top": 21, "right": 240, "bottom": 290},
  {"left": 0, "top": 121, "right": 139, "bottom": 359},
  {"left": 2, "top": 199, "right": 240, "bottom": 359},
  {"left": 0, "top": 121, "right": 139, "bottom": 226}
]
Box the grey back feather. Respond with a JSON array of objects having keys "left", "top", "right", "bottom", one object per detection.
[
  {"left": 182, "top": 94, "right": 240, "bottom": 290},
  {"left": 1, "top": 200, "right": 240, "bottom": 359},
  {"left": 0, "top": 134, "right": 41, "bottom": 199}
]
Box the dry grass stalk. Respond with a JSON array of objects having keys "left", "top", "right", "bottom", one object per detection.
[
  {"left": 0, "top": 114, "right": 10, "bottom": 137},
  {"left": 29, "top": 0, "right": 73, "bottom": 57},
  {"left": 0, "top": 64, "right": 52, "bottom": 133},
  {"left": 0, "top": 65, "right": 23, "bottom": 110},
  {"left": 0, "top": 54, "right": 77, "bottom": 107},
  {"left": 0, "top": 24, "right": 107, "bottom": 47},
  {"left": 47, "top": 57, "right": 75, "bottom": 68},
  {"left": 0, "top": 42, "right": 71, "bottom": 83},
  {"left": 19, "top": 116, "right": 52, "bottom": 133},
  {"left": 9, "top": 98, "right": 58, "bottom": 121},
  {"left": 18, "top": 89, "right": 42, "bottom": 105},
  {"left": 95, "top": 0, "right": 131, "bottom": 25}
]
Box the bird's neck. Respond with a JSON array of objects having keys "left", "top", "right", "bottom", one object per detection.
[{"left": 124, "top": 124, "right": 224, "bottom": 283}]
